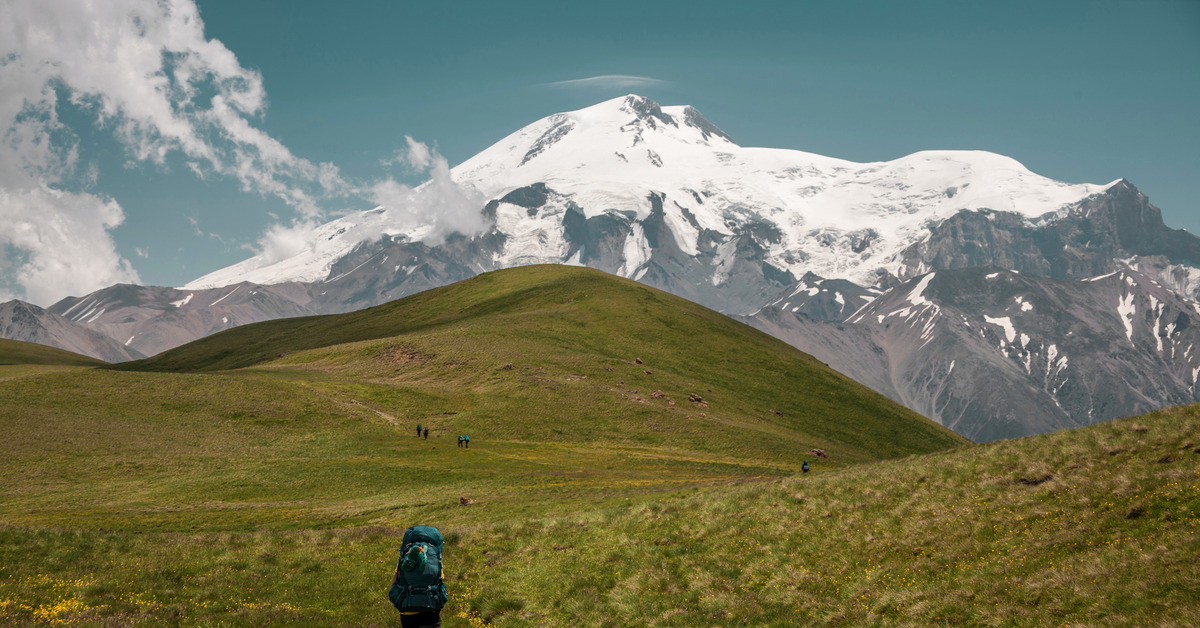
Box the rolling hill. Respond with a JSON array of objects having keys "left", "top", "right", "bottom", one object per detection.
[
  {"left": 0, "top": 336, "right": 107, "bottom": 367},
  {"left": 4, "top": 265, "right": 1193, "bottom": 625},
  {"left": 117, "top": 264, "right": 964, "bottom": 462}
]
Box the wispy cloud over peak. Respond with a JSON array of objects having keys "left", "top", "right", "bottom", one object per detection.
[{"left": 543, "top": 75, "right": 669, "bottom": 90}]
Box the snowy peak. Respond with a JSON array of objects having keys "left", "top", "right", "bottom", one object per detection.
[{"left": 186, "top": 95, "right": 1131, "bottom": 296}]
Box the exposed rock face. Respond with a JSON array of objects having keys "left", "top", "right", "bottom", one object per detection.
[
  {"left": 0, "top": 300, "right": 142, "bottom": 363},
  {"left": 751, "top": 266, "right": 1200, "bottom": 441},
  {"left": 304, "top": 231, "right": 507, "bottom": 315},
  {"left": 762, "top": 272, "right": 880, "bottom": 323},
  {"left": 892, "top": 180, "right": 1200, "bottom": 292},
  {"left": 47, "top": 282, "right": 316, "bottom": 359}
]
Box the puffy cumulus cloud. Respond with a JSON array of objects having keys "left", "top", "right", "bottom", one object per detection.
[
  {"left": 0, "top": 185, "right": 139, "bottom": 305},
  {"left": 0, "top": 0, "right": 345, "bottom": 304},
  {"left": 368, "top": 137, "right": 488, "bottom": 245}
]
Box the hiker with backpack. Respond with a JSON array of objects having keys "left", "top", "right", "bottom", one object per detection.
[
  {"left": 463, "top": 434, "right": 470, "bottom": 449},
  {"left": 423, "top": 427, "right": 429, "bottom": 440},
  {"left": 457, "top": 435, "right": 464, "bottom": 448},
  {"left": 389, "top": 524, "right": 447, "bottom": 627},
  {"left": 802, "top": 460, "right": 810, "bottom": 473},
  {"left": 416, "top": 424, "right": 422, "bottom": 437}
]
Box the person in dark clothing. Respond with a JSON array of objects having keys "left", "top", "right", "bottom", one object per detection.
[
  {"left": 391, "top": 562, "right": 442, "bottom": 628},
  {"left": 802, "top": 460, "right": 810, "bottom": 473},
  {"left": 463, "top": 435, "right": 470, "bottom": 449},
  {"left": 457, "top": 435, "right": 463, "bottom": 448},
  {"left": 423, "top": 427, "right": 429, "bottom": 440},
  {"left": 416, "top": 424, "right": 422, "bottom": 437}
]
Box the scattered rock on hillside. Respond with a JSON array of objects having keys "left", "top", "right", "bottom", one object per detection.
[
  {"left": 689, "top": 393, "right": 704, "bottom": 403},
  {"left": 634, "top": 358, "right": 643, "bottom": 365},
  {"left": 460, "top": 497, "right": 476, "bottom": 506},
  {"left": 651, "top": 390, "right": 665, "bottom": 398}
]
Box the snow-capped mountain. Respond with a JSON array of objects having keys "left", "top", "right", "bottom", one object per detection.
[
  {"left": 184, "top": 94, "right": 1117, "bottom": 311},
  {"left": 15, "top": 94, "right": 1200, "bottom": 442}
]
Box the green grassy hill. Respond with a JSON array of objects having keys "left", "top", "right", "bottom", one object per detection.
[
  {"left": 1, "top": 399, "right": 1195, "bottom": 626},
  {"left": 118, "top": 265, "right": 964, "bottom": 463},
  {"left": 0, "top": 337, "right": 107, "bottom": 367},
  {"left": 8, "top": 266, "right": 1192, "bottom": 625}
]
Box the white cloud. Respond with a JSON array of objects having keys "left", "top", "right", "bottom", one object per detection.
[
  {"left": 543, "top": 75, "right": 669, "bottom": 90},
  {"left": 0, "top": 185, "right": 139, "bottom": 305},
  {"left": 252, "top": 219, "right": 325, "bottom": 267},
  {"left": 1, "top": 0, "right": 493, "bottom": 303},
  {"left": 368, "top": 138, "right": 488, "bottom": 245},
  {"left": 0, "top": 0, "right": 346, "bottom": 305}
]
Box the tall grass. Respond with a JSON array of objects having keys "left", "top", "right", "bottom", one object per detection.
[{"left": 1, "top": 406, "right": 1195, "bottom": 626}]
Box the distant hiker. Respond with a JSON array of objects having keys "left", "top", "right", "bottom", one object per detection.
[
  {"left": 802, "top": 460, "right": 810, "bottom": 474},
  {"left": 464, "top": 435, "right": 470, "bottom": 449},
  {"left": 423, "top": 427, "right": 429, "bottom": 440},
  {"left": 389, "top": 524, "right": 447, "bottom": 627},
  {"left": 457, "top": 435, "right": 464, "bottom": 448},
  {"left": 416, "top": 424, "right": 422, "bottom": 437}
]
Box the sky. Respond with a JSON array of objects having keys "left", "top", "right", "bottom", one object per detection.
[{"left": 1, "top": 0, "right": 1197, "bottom": 306}]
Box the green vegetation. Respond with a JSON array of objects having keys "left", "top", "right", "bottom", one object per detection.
[
  {"left": 0, "top": 338, "right": 106, "bottom": 367},
  {"left": 118, "top": 265, "right": 963, "bottom": 462},
  {"left": 1, "top": 266, "right": 1194, "bottom": 625}
]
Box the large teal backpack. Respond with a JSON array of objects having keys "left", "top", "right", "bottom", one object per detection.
[{"left": 389, "top": 525, "right": 447, "bottom": 613}]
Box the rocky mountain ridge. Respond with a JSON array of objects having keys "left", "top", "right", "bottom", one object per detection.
[{"left": 750, "top": 263, "right": 1200, "bottom": 441}]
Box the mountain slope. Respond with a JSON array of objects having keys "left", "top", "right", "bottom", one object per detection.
[
  {"left": 120, "top": 264, "right": 966, "bottom": 461},
  {"left": 444, "top": 402, "right": 1200, "bottom": 626},
  {"left": 752, "top": 265, "right": 1200, "bottom": 441},
  {"left": 47, "top": 281, "right": 316, "bottom": 359},
  {"left": 0, "top": 300, "right": 139, "bottom": 362}
]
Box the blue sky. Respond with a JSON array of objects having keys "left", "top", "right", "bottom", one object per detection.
[{"left": 1, "top": 0, "right": 1197, "bottom": 305}]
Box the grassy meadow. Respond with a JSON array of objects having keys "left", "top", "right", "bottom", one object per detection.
[{"left": 1, "top": 266, "right": 1196, "bottom": 625}]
